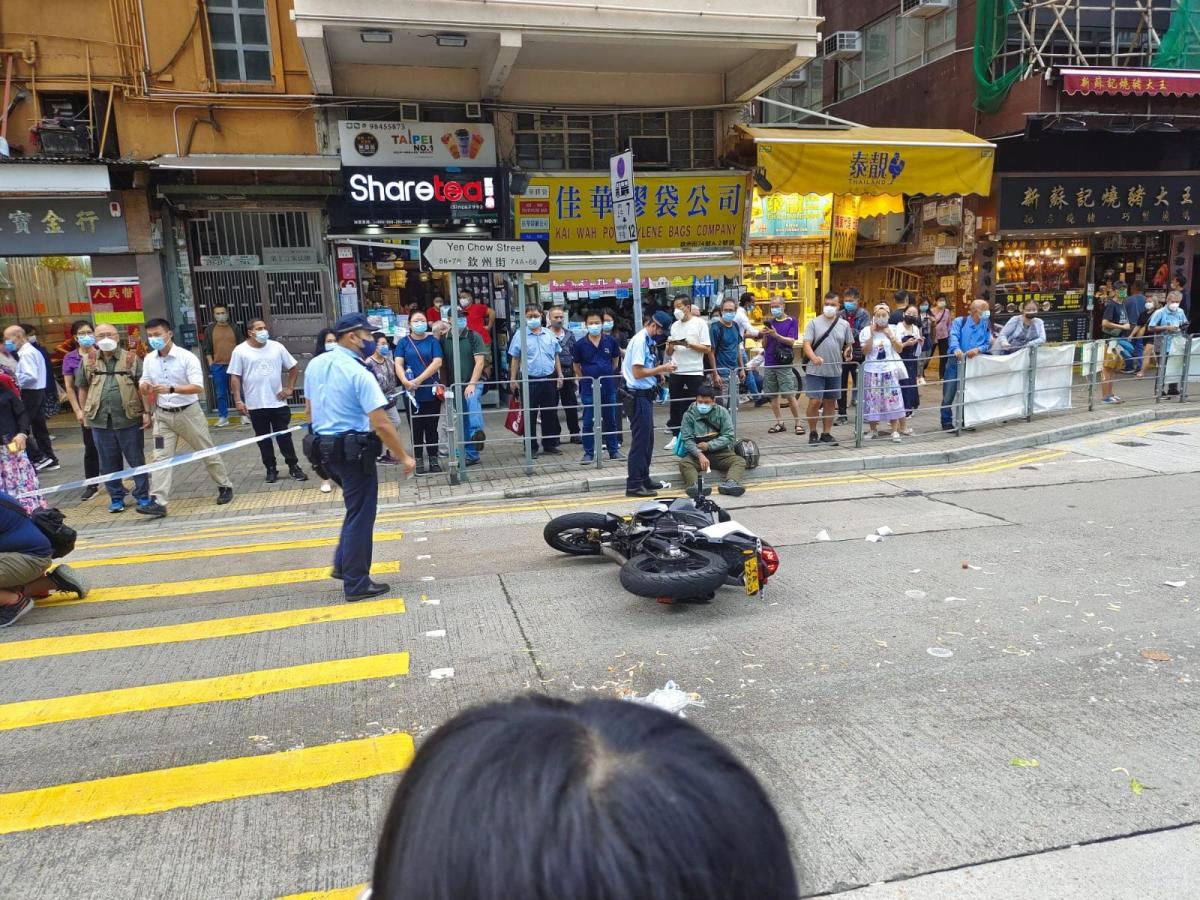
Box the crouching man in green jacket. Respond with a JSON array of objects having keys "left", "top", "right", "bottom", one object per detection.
[{"left": 677, "top": 382, "right": 746, "bottom": 497}]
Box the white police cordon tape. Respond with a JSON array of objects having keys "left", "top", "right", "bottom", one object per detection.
[{"left": 15, "top": 425, "right": 304, "bottom": 500}]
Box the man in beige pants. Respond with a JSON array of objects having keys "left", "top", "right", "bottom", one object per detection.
[{"left": 137, "top": 318, "right": 234, "bottom": 518}]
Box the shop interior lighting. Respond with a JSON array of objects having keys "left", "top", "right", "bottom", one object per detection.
[{"left": 360, "top": 30, "right": 393, "bottom": 43}]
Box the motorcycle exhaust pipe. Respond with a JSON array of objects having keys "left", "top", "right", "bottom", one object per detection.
[{"left": 600, "top": 546, "right": 629, "bottom": 566}]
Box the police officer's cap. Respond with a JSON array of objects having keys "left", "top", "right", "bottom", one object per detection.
[
  {"left": 651, "top": 310, "right": 673, "bottom": 330},
  {"left": 333, "top": 313, "right": 373, "bottom": 335}
]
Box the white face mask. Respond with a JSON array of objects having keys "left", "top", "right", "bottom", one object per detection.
[
  {"left": 96, "top": 337, "right": 119, "bottom": 352},
  {"left": 1168, "top": 302, "right": 1180, "bottom": 311},
  {"left": 673, "top": 308, "right": 685, "bottom": 321},
  {"left": 874, "top": 315, "right": 888, "bottom": 326},
  {"left": 459, "top": 297, "right": 472, "bottom": 309},
  {"left": 254, "top": 329, "right": 270, "bottom": 342},
  {"left": 823, "top": 305, "right": 838, "bottom": 317}
]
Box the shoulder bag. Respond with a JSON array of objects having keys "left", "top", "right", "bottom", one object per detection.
[{"left": 0, "top": 495, "right": 77, "bottom": 558}]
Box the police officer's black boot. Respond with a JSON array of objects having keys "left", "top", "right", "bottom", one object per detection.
[{"left": 265, "top": 467, "right": 278, "bottom": 483}]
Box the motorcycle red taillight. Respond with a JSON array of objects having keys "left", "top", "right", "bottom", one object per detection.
[{"left": 760, "top": 545, "right": 780, "bottom": 576}]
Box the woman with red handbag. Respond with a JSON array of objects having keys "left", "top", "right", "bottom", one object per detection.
[{"left": 397, "top": 313, "right": 445, "bottom": 475}]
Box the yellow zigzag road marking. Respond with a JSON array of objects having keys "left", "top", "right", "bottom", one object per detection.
[
  {"left": 0, "top": 732, "right": 414, "bottom": 835},
  {"left": 0, "top": 653, "right": 410, "bottom": 731},
  {"left": 0, "top": 598, "right": 405, "bottom": 663},
  {"left": 70, "top": 531, "right": 406, "bottom": 569},
  {"left": 37, "top": 561, "right": 402, "bottom": 608}
]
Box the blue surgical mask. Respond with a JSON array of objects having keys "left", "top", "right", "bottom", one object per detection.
[
  {"left": 254, "top": 329, "right": 269, "bottom": 343},
  {"left": 148, "top": 336, "right": 166, "bottom": 352},
  {"left": 843, "top": 301, "right": 857, "bottom": 311},
  {"left": 770, "top": 307, "right": 783, "bottom": 318},
  {"left": 78, "top": 334, "right": 96, "bottom": 348},
  {"left": 920, "top": 305, "right": 929, "bottom": 312},
  {"left": 981, "top": 310, "right": 991, "bottom": 320},
  {"left": 3, "top": 340, "right": 15, "bottom": 353},
  {"left": 721, "top": 311, "right": 736, "bottom": 323},
  {"left": 602, "top": 321, "right": 614, "bottom": 332},
  {"left": 695, "top": 402, "right": 714, "bottom": 414},
  {"left": 411, "top": 321, "right": 428, "bottom": 335},
  {"left": 455, "top": 318, "right": 467, "bottom": 330},
  {"left": 587, "top": 323, "right": 602, "bottom": 336},
  {"left": 377, "top": 342, "right": 391, "bottom": 355},
  {"left": 527, "top": 318, "right": 542, "bottom": 330}
]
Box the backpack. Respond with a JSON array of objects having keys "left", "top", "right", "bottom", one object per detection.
[{"left": 0, "top": 495, "right": 77, "bottom": 558}]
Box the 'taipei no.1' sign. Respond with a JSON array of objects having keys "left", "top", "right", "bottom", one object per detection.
[{"left": 419, "top": 238, "right": 550, "bottom": 273}]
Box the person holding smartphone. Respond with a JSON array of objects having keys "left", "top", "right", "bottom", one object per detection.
[{"left": 664, "top": 295, "right": 710, "bottom": 451}]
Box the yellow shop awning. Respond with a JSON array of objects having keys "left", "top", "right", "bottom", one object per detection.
[{"left": 739, "top": 126, "right": 996, "bottom": 198}]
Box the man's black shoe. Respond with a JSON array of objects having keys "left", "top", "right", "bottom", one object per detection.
[
  {"left": 81, "top": 485, "right": 99, "bottom": 501},
  {"left": 330, "top": 568, "right": 343, "bottom": 581},
  {"left": 717, "top": 481, "right": 746, "bottom": 497},
  {"left": 834, "top": 416, "right": 849, "bottom": 426},
  {"left": 48, "top": 563, "right": 90, "bottom": 599},
  {"left": 626, "top": 487, "right": 658, "bottom": 498},
  {"left": 135, "top": 500, "right": 167, "bottom": 518},
  {"left": 465, "top": 457, "right": 480, "bottom": 467},
  {"left": 265, "top": 468, "right": 278, "bottom": 484},
  {"left": 541, "top": 446, "right": 564, "bottom": 456},
  {"left": 819, "top": 433, "right": 838, "bottom": 445},
  {"left": 428, "top": 457, "right": 443, "bottom": 474},
  {"left": 808, "top": 432, "right": 819, "bottom": 445},
  {"left": 346, "top": 581, "right": 389, "bottom": 602},
  {"left": 415, "top": 457, "right": 427, "bottom": 475},
  {"left": 569, "top": 437, "right": 583, "bottom": 445},
  {"left": 217, "top": 486, "right": 234, "bottom": 504},
  {"left": 289, "top": 464, "right": 309, "bottom": 482},
  {"left": 941, "top": 424, "right": 956, "bottom": 432}
]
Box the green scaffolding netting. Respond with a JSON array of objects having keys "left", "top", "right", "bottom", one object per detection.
[
  {"left": 1154, "top": 0, "right": 1200, "bottom": 69},
  {"left": 974, "top": 0, "right": 1024, "bottom": 114}
]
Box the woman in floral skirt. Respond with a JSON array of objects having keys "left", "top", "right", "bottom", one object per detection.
[
  {"left": 0, "top": 379, "right": 46, "bottom": 514},
  {"left": 859, "top": 304, "right": 908, "bottom": 443}
]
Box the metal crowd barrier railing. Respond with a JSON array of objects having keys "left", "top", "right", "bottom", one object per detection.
[{"left": 395, "top": 332, "right": 1197, "bottom": 487}]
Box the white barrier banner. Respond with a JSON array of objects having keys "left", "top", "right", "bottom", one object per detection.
[
  {"left": 1163, "top": 335, "right": 1200, "bottom": 384},
  {"left": 963, "top": 349, "right": 1027, "bottom": 427},
  {"left": 1033, "top": 344, "right": 1075, "bottom": 413}
]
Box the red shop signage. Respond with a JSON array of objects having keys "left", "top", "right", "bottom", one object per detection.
[{"left": 1061, "top": 67, "right": 1200, "bottom": 98}]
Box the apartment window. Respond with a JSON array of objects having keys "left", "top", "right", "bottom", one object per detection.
[
  {"left": 513, "top": 111, "right": 714, "bottom": 170},
  {"left": 837, "top": 1, "right": 957, "bottom": 101},
  {"left": 207, "top": 0, "right": 272, "bottom": 82}
]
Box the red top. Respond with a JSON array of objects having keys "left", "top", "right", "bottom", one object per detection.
[
  {"left": 425, "top": 305, "right": 442, "bottom": 323},
  {"left": 467, "top": 302, "right": 492, "bottom": 345}
]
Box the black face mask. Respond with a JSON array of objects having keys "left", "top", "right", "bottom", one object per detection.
[
  {"left": 904, "top": 315, "right": 918, "bottom": 323},
  {"left": 1023, "top": 311, "right": 1036, "bottom": 319}
]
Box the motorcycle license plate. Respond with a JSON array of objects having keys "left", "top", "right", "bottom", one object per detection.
[{"left": 743, "top": 555, "right": 760, "bottom": 595}]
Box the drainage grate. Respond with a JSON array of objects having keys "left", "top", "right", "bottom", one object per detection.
[
  {"left": 1153, "top": 430, "right": 1188, "bottom": 436},
  {"left": 1114, "top": 440, "right": 1150, "bottom": 447}
]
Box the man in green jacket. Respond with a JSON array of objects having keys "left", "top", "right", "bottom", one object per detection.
[{"left": 677, "top": 382, "right": 746, "bottom": 496}]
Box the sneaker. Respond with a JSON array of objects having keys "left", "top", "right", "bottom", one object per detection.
[
  {"left": 608, "top": 449, "right": 625, "bottom": 461},
  {"left": 0, "top": 596, "right": 34, "bottom": 628},
  {"left": 288, "top": 464, "right": 309, "bottom": 482},
  {"left": 108, "top": 498, "right": 126, "bottom": 513},
  {"left": 834, "top": 416, "right": 849, "bottom": 426},
  {"left": 415, "top": 457, "right": 428, "bottom": 475},
  {"left": 215, "top": 418, "right": 230, "bottom": 428},
  {"left": 892, "top": 431, "right": 903, "bottom": 444},
  {"left": 34, "top": 457, "right": 59, "bottom": 472},
  {"left": 917, "top": 377, "right": 927, "bottom": 386},
  {"left": 819, "top": 433, "right": 838, "bottom": 446},
  {"left": 1102, "top": 395, "right": 1121, "bottom": 404},
  {"left": 569, "top": 437, "right": 583, "bottom": 445},
  {"left": 216, "top": 486, "right": 234, "bottom": 504},
  {"left": 664, "top": 435, "right": 678, "bottom": 451},
  {"left": 580, "top": 453, "right": 594, "bottom": 465},
  {"left": 901, "top": 427, "right": 915, "bottom": 436},
  {"left": 346, "top": 581, "right": 390, "bottom": 602},
  {"left": 541, "top": 446, "right": 563, "bottom": 456},
  {"left": 865, "top": 430, "right": 879, "bottom": 440},
  {"left": 48, "top": 563, "right": 89, "bottom": 599},
  {"left": 81, "top": 485, "right": 99, "bottom": 501},
  {"left": 265, "top": 468, "right": 278, "bottom": 483},
  {"left": 136, "top": 499, "right": 167, "bottom": 518},
  {"left": 717, "top": 480, "right": 746, "bottom": 497},
  {"left": 428, "top": 458, "right": 443, "bottom": 473},
  {"left": 625, "top": 487, "right": 658, "bottom": 498},
  {"left": 320, "top": 482, "right": 333, "bottom": 493},
  {"left": 465, "top": 457, "right": 480, "bottom": 467},
  {"left": 808, "top": 432, "right": 819, "bottom": 445},
  {"left": 377, "top": 454, "right": 399, "bottom": 466}
]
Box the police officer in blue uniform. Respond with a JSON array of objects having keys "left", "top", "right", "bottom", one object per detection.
[
  {"left": 622, "top": 310, "right": 676, "bottom": 498},
  {"left": 304, "top": 314, "right": 415, "bottom": 601}
]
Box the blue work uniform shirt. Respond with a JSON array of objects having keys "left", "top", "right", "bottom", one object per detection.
[
  {"left": 574, "top": 334, "right": 620, "bottom": 379},
  {"left": 949, "top": 315, "right": 993, "bottom": 356},
  {"left": 303, "top": 345, "right": 388, "bottom": 435},
  {"left": 509, "top": 327, "right": 560, "bottom": 377},
  {"left": 622, "top": 328, "right": 659, "bottom": 389}
]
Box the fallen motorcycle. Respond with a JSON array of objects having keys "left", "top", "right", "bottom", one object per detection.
[{"left": 543, "top": 474, "right": 780, "bottom": 603}]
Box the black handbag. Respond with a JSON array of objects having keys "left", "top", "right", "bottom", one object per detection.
[{"left": 0, "top": 495, "right": 76, "bottom": 558}]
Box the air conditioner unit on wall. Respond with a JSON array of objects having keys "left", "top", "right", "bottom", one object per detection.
[
  {"left": 823, "top": 32, "right": 862, "bottom": 60},
  {"left": 780, "top": 67, "right": 808, "bottom": 85},
  {"left": 901, "top": 0, "right": 950, "bottom": 18}
]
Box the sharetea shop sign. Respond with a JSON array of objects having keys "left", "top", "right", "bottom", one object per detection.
[{"left": 328, "top": 168, "right": 500, "bottom": 228}]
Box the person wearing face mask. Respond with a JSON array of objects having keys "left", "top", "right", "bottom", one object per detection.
[
  {"left": 80, "top": 324, "right": 154, "bottom": 514},
  {"left": 835, "top": 287, "right": 870, "bottom": 425},
  {"left": 547, "top": 306, "right": 582, "bottom": 445},
  {"left": 574, "top": 310, "right": 623, "bottom": 464},
  {"left": 440, "top": 312, "right": 488, "bottom": 468},
  {"left": 61, "top": 320, "right": 101, "bottom": 498},
  {"left": 891, "top": 303, "right": 925, "bottom": 421},
  {"left": 664, "top": 295, "right": 713, "bottom": 450},
  {"left": 0, "top": 375, "right": 43, "bottom": 516},
  {"left": 461, "top": 289, "right": 495, "bottom": 348},
  {"left": 426, "top": 295, "right": 445, "bottom": 324},
  {"left": 2, "top": 324, "right": 57, "bottom": 472},
  {"left": 915, "top": 297, "right": 935, "bottom": 383},
  {"left": 860, "top": 304, "right": 908, "bottom": 442},
  {"left": 801, "top": 292, "right": 855, "bottom": 445},
  {"left": 201, "top": 306, "right": 243, "bottom": 428},
  {"left": 138, "top": 318, "right": 235, "bottom": 515},
  {"left": 310, "top": 330, "right": 339, "bottom": 494},
  {"left": 398, "top": 313, "right": 446, "bottom": 475},
  {"left": 1149, "top": 291, "right": 1190, "bottom": 396},
  {"left": 941, "top": 299, "right": 994, "bottom": 431},
  {"left": 676, "top": 383, "right": 746, "bottom": 496},
  {"left": 364, "top": 331, "right": 407, "bottom": 467},
  {"left": 509, "top": 305, "right": 564, "bottom": 459},
  {"left": 997, "top": 302, "right": 1046, "bottom": 355},
  {"left": 709, "top": 298, "right": 747, "bottom": 404},
  {"left": 304, "top": 314, "right": 416, "bottom": 602},
  {"left": 1134, "top": 297, "right": 1157, "bottom": 378},
  {"left": 228, "top": 318, "right": 307, "bottom": 484},
  {"left": 623, "top": 310, "right": 676, "bottom": 498},
  {"left": 760, "top": 296, "right": 803, "bottom": 436},
  {"left": 931, "top": 293, "right": 952, "bottom": 379}
]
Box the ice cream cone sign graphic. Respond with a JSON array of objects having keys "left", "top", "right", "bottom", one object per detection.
[{"left": 441, "top": 133, "right": 462, "bottom": 159}]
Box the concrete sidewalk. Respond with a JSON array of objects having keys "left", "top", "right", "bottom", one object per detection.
[{"left": 34, "top": 367, "right": 1197, "bottom": 527}]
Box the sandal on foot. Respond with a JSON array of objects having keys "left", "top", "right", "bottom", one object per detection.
[
  {"left": 794, "top": 424, "right": 805, "bottom": 435},
  {"left": 767, "top": 422, "right": 786, "bottom": 434}
]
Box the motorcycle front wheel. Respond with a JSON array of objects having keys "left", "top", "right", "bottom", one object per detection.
[
  {"left": 619, "top": 547, "right": 728, "bottom": 600},
  {"left": 543, "top": 513, "right": 615, "bottom": 556}
]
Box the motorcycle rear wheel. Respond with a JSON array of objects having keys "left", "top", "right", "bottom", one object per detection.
[
  {"left": 619, "top": 547, "right": 728, "bottom": 600},
  {"left": 544, "top": 513, "right": 615, "bottom": 556}
]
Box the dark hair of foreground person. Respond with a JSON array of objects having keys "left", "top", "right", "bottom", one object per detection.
[{"left": 370, "top": 695, "right": 798, "bottom": 900}]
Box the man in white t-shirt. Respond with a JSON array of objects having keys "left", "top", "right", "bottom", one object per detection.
[
  {"left": 664, "top": 294, "right": 713, "bottom": 449},
  {"left": 228, "top": 317, "right": 308, "bottom": 483}
]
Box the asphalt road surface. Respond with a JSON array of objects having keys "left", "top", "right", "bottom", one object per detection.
[{"left": 1, "top": 418, "right": 1197, "bottom": 899}]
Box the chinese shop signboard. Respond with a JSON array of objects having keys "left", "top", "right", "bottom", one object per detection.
[
  {"left": 0, "top": 194, "right": 129, "bottom": 255},
  {"left": 999, "top": 175, "right": 1197, "bottom": 231}
]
